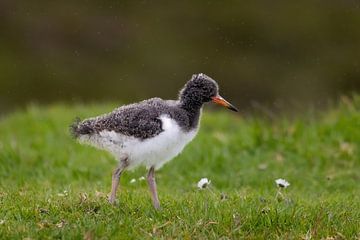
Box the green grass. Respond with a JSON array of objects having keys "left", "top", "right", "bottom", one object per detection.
[{"left": 0, "top": 96, "right": 359, "bottom": 239}]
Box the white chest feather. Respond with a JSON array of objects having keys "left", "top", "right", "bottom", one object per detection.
[{"left": 79, "top": 115, "right": 197, "bottom": 170}]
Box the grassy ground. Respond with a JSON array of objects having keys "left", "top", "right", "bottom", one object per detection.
[{"left": 0, "top": 96, "right": 359, "bottom": 239}]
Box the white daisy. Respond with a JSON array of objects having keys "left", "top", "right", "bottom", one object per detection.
[
  {"left": 138, "top": 176, "right": 146, "bottom": 181},
  {"left": 275, "top": 178, "right": 290, "bottom": 188},
  {"left": 130, "top": 178, "right": 136, "bottom": 183},
  {"left": 197, "top": 178, "right": 211, "bottom": 189},
  {"left": 57, "top": 190, "right": 68, "bottom": 197}
]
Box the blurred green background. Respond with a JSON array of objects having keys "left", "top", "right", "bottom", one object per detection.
[{"left": 1, "top": 1, "right": 360, "bottom": 115}]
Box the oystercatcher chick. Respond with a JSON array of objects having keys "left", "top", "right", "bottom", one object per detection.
[{"left": 70, "top": 73, "right": 238, "bottom": 209}]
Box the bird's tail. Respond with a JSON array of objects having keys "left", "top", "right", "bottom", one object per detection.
[{"left": 69, "top": 117, "right": 94, "bottom": 138}]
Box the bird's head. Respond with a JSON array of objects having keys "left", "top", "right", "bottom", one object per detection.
[{"left": 179, "top": 73, "right": 238, "bottom": 112}]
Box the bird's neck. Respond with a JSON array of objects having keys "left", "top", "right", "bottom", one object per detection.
[{"left": 180, "top": 99, "right": 203, "bottom": 129}]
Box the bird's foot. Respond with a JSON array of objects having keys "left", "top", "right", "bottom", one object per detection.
[
  {"left": 153, "top": 202, "right": 161, "bottom": 210},
  {"left": 108, "top": 195, "right": 117, "bottom": 205}
]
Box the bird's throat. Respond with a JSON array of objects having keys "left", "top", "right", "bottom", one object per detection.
[{"left": 180, "top": 100, "right": 202, "bottom": 130}]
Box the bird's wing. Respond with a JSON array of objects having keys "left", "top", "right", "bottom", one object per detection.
[{"left": 89, "top": 99, "right": 164, "bottom": 139}]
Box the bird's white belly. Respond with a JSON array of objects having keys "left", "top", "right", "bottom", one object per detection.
[
  {"left": 127, "top": 122, "right": 197, "bottom": 170},
  {"left": 79, "top": 115, "right": 197, "bottom": 170}
]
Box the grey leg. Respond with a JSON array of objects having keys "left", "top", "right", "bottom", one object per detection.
[
  {"left": 108, "top": 157, "right": 128, "bottom": 204},
  {"left": 147, "top": 166, "right": 160, "bottom": 209}
]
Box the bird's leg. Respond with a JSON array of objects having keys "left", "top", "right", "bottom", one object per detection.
[
  {"left": 108, "top": 167, "right": 123, "bottom": 204},
  {"left": 147, "top": 166, "right": 160, "bottom": 209},
  {"left": 108, "top": 157, "right": 128, "bottom": 204}
]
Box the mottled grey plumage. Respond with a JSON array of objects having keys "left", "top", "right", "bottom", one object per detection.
[{"left": 70, "top": 73, "right": 219, "bottom": 140}]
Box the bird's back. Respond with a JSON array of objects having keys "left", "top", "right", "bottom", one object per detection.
[{"left": 71, "top": 98, "right": 169, "bottom": 139}]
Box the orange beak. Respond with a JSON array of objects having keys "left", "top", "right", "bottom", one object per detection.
[{"left": 211, "top": 95, "right": 238, "bottom": 112}]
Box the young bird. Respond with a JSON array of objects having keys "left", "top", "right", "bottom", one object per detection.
[{"left": 70, "top": 73, "right": 238, "bottom": 209}]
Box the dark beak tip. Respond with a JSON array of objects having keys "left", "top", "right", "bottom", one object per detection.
[{"left": 229, "top": 106, "right": 239, "bottom": 112}]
